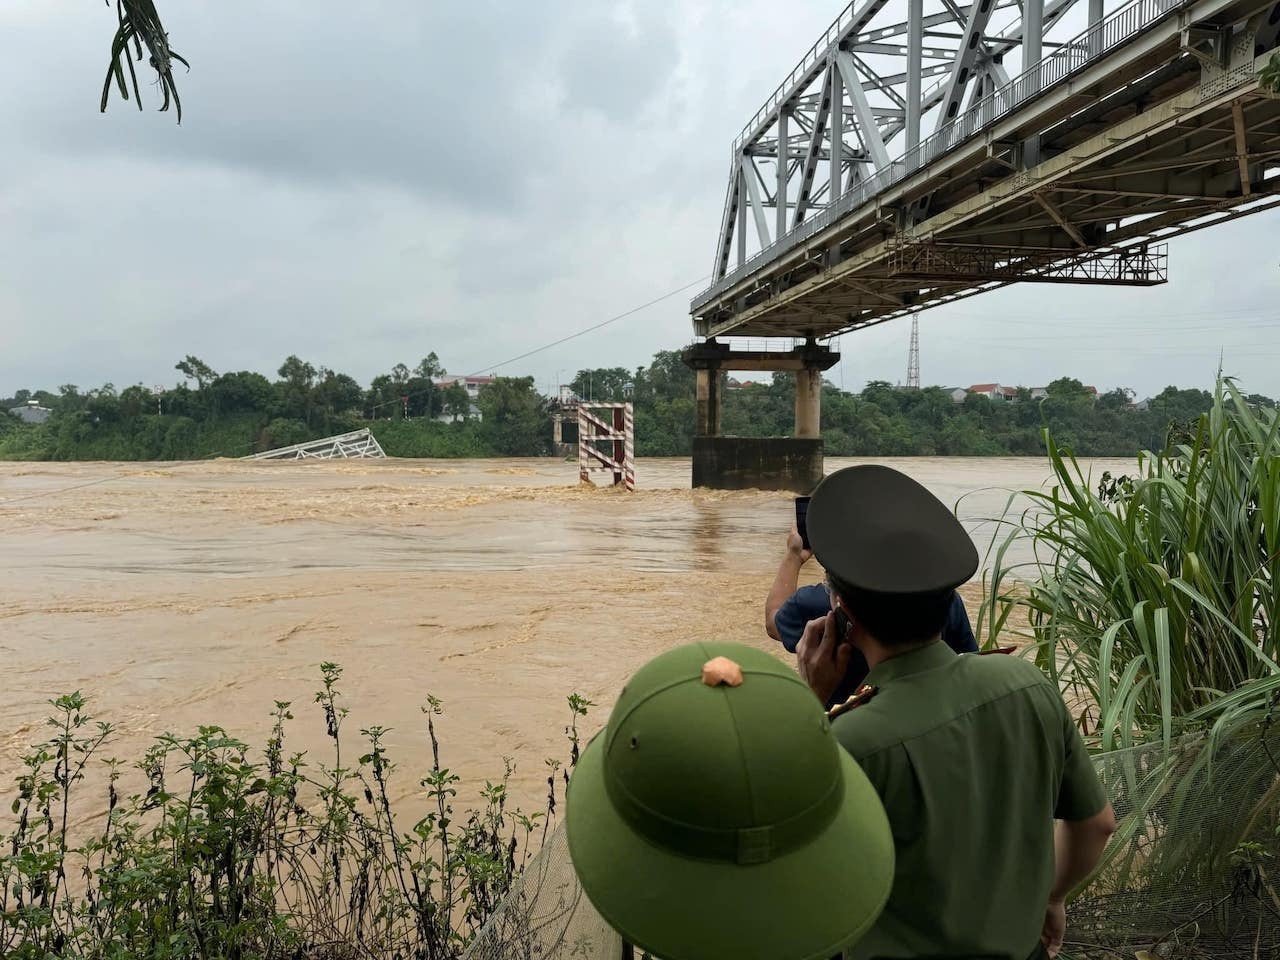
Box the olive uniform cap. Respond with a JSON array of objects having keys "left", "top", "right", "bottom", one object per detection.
[
  {"left": 566, "top": 642, "right": 894, "bottom": 960},
  {"left": 808, "top": 464, "right": 978, "bottom": 594}
]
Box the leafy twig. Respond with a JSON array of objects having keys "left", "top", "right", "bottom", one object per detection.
[{"left": 100, "top": 0, "right": 190, "bottom": 122}]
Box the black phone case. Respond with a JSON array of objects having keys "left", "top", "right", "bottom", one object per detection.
[{"left": 795, "top": 497, "right": 812, "bottom": 550}]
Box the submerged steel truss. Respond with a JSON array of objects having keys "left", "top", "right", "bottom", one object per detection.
[
  {"left": 243, "top": 429, "right": 388, "bottom": 461},
  {"left": 693, "top": 0, "right": 1280, "bottom": 339}
]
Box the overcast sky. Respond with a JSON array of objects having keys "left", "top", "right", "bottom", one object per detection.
[{"left": 1, "top": 0, "right": 1277, "bottom": 402}]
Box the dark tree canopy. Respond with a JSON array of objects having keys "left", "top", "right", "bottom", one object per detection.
[{"left": 175, "top": 355, "right": 217, "bottom": 389}]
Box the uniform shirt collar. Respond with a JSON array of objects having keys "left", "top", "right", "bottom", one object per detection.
[{"left": 864, "top": 639, "right": 956, "bottom": 687}]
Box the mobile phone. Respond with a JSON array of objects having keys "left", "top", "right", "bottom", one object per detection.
[
  {"left": 794, "top": 496, "right": 811, "bottom": 550},
  {"left": 834, "top": 607, "right": 852, "bottom": 641}
]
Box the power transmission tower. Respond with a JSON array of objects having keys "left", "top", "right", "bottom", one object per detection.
[{"left": 906, "top": 313, "right": 921, "bottom": 390}]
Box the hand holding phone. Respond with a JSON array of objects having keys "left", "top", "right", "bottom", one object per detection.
[
  {"left": 794, "top": 496, "right": 812, "bottom": 551},
  {"left": 833, "top": 606, "right": 852, "bottom": 641}
]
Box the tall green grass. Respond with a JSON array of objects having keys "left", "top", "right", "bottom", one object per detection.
[
  {"left": 986, "top": 378, "right": 1280, "bottom": 954},
  {"left": 988, "top": 378, "right": 1280, "bottom": 753}
]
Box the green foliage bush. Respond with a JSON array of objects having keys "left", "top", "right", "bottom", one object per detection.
[
  {"left": 0, "top": 666, "right": 590, "bottom": 959},
  {"left": 259, "top": 418, "right": 315, "bottom": 452},
  {"left": 477, "top": 378, "right": 550, "bottom": 458},
  {"left": 0, "top": 422, "right": 54, "bottom": 460},
  {"left": 370, "top": 420, "right": 491, "bottom": 458}
]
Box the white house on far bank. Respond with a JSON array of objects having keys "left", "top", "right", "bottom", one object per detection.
[
  {"left": 431, "top": 375, "right": 495, "bottom": 422},
  {"left": 967, "top": 382, "right": 1019, "bottom": 401},
  {"left": 7, "top": 400, "right": 51, "bottom": 424},
  {"left": 950, "top": 383, "right": 1098, "bottom": 403}
]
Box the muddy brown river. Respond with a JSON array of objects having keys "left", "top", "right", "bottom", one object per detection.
[{"left": 0, "top": 456, "right": 1129, "bottom": 826}]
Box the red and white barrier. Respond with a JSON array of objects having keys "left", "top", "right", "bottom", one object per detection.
[{"left": 577, "top": 402, "right": 635, "bottom": 491}]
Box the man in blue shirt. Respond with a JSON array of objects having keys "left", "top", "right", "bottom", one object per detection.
[{"left": 765, "top": 525, "right": 977, "bottom": 708}]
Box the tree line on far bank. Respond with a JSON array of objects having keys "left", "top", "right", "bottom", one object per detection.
[{"left": 0, "top": 350, "right": 1263, "bottom": 461}]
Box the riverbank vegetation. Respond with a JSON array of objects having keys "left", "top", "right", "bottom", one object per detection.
[
  {"left": 985, "top": 377, "right": 1280, "bottom": 956},
  {"left": 988, "top": 379, "right": 1280, "bottom": 749},
  {"left": 2, "top": 351, "right": 1260, "bottom": 462},
  {"left": 0, "top": 664, "right": 591, "bottom": 959}
]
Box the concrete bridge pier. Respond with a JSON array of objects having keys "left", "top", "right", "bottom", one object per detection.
[
  {"left": 683, "top": 339, "right": 838, "bottom": 492},
  {"left": 694, "top": 364, "right": 722, "bottom": 438},
  {"left": 794, "top": 365, "right": 822, "bottom": 440}
]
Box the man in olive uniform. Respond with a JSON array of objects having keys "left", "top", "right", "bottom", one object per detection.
[
  {"left": 796, "top": 464, "right": 1117, "bottom": 960},
  {"left": 764, "top": 523, "right": 979, "bottom": 709},
  {"left": 565, "top": 642, "right": 897, "bottom": 960}
]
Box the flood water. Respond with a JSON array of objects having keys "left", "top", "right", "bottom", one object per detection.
[{"left": 0, "top": 455, "right": 1129, "bottom": 822}]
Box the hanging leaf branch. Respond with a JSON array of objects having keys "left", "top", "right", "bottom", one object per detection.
[{"left": 99, "top": 0, "right": 189, "bottom": 123}]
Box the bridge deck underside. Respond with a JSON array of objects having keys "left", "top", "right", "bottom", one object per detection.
[{"left": 693, "top": 11, "right": 1280, "bottom": 340}]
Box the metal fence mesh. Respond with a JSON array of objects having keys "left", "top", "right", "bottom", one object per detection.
[
  {"left": 463, "top": 724, "right": 1280, "bottom": 960},
  {"left": 461, "top": 823, "right": 620, "bottom": 960}
]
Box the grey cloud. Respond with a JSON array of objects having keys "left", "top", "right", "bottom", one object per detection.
[
  {"left": 557, "top": 5, "right": 680, "bottom": 121},
  {"left": 1, "top": 0, "right": 1279, "bottom": 403},
  {"left": 9, "top": 3, "right": 572, "bottom": 210}
]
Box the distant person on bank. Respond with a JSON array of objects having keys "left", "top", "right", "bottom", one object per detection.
[{"left": 765, "top": 522, "right": 978, "bottom": 707}]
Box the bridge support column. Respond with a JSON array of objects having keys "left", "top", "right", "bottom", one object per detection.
[
  {"left": 683, "top": 340, "right": 837, "bottom": 492},
  {"left": 695, "top": 367, "right": 723, "bottom": 438},
  {"left": 795, "top": 366, "right": 822, "bottom": 438}
]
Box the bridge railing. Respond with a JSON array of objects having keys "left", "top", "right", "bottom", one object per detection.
[
  {"left": 694, "top": 0, "right": 1185, "bottom": 312},
  {"left": 731, "top": 2, "right": 867, "bottom": 156}
]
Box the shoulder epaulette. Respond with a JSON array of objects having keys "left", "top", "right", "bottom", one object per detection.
[{"left": 827, "top": 684, "right": 879, "bottom": 721}]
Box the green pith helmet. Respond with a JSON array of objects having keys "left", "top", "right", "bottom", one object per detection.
[{"left": 566, "top": 642, "right": 894, "bottom": 960}]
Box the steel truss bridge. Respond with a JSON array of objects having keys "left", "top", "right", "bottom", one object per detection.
[{"left": 690, "top": 0, "right": 1280, "bottom": 339}]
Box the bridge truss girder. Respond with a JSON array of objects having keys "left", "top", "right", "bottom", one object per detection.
[
  {"left": 712, "top": 0, "right": 1097, "bottom": 278},
  {"left": 695, "top": 0, "right": 1280, "bottom": 340}
]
